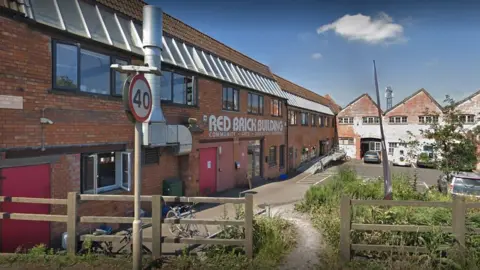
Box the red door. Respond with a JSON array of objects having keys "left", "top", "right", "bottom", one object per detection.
[
  {"left": 199, "top": 148, "right": 217, "bottom": 196},
  {"left": 1, "top": 164, "right": 51, "bottom": 253}
]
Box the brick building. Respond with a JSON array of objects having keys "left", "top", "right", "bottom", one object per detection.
[
  {"left": 0, "top": 0, "right": 337, "bottom": 251},
  {"left": 274, "top": 75, "right": 336, "bottom": 170},
  {"left": 338, "top": 88, "right": 479, "bottom": 166}
]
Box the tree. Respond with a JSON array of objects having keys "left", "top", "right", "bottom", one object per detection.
[{"left": 402, "top": 95, "right": 479, "bottom": 183}]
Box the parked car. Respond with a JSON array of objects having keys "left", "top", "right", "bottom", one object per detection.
[
  {"left": 363, "top": 151, "right": 381, "bottom": 164},
  {"left": 416, "top": 145, "right": 436, "bottom": 168},
  {"left": 392, "top": 146, "right": 411, "bottom": 167},
  {"left": 438, "top": 172, "right": 480, "bottom": 196}
]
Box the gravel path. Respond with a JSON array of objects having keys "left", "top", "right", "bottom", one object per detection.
[{"left": 269, "top": 203, "right": 323, "bottom": 270}]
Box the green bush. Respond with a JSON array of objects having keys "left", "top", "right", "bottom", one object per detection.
[{"left": 297, "top": 167, "right": 480, "bottom": 268}]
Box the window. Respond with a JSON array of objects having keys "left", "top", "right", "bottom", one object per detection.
[
  {"left": 459, "top": 114, "right": 475, "bottom": 124},
  {"left": 369, "top": 142, "right": 381, "bottom": 151},
  {"left": 269, "top": 146, "right": 277, "bottom": 166},
  {"left": 325, "top": 117, "right": 330, "bottom": 127},
  {"left": 311, "top": 114, "right": 316, "bottom": 126},
  {"left": 248, "top": 93, "right": 264, "bottom": 115},
  {"left": 222, "top": 87, "right": 239, "bottom": 111},
  {"left": 271, "top": 99, "right": 283, "bottom": 117},
  {"left": 338, "top": 117, "right": 354, "bottom": 125},
  {"left": 301, "top": 112, "right": 308, "bottom": 126},
  {"left": 53, "top": 41, "right": 128, "bottom": 95},
  {"left": 389, "top": 116, "right": 407, "bottom": 124},
  {"left": 362, "top": 116, "right": 380, "bottom": 124},
  {"left": 81, "top": 151, "right": 131, "bottom": 194},
  {"left": 279, "top": 145, "right": 285, "bottom": 168},
  {"left": 289, "top": 110, "right": 297, "bottom": 125},
  {"left": 339, "top": 137, "right": 354, "bottom": 145},
  {"left": 160, "top": 70, "right": 196, "bottom": 105},
  {"left": 419, "top": 115, "right": 439, "bottom": 124},
  {"left": 319, "top": 115, "right": 324, "bottom": 127}
]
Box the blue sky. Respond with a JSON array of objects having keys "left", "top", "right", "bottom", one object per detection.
[{"left": 147, "top": 0, "right": 480, "bottom": 108}]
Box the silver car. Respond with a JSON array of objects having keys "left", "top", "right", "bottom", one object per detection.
[{"left": 438, "top": 172, "right": 480, "bottom": 196}]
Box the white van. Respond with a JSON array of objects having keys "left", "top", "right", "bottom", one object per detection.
[{"left": 392, "top": 146, "right": 411, "bottom": 166}]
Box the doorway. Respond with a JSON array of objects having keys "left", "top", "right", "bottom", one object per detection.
[
  {"left": 199, "top": 148, "right": 217, "bottom": 196},
  {"left": 319, "top": 140, "right": 326, "bottom": 156},
  {"left": 1, "top": 164, "right": 51, "bottom": 253},
  {"left": 360, "top": 138, "right": 381, "bottom": 157},
  {"left": 247, "top": 140, "right": 262, "bottom": 181}
]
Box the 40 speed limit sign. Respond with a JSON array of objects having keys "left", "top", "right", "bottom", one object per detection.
[{"left": 123, "top": 74, "right": 152, "bottom": 123}]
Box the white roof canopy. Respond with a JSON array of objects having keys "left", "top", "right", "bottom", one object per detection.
[{"left": 26, "top": 0, "right": 330, "bottom": 113}]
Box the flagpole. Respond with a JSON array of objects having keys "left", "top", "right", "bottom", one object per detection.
[{"left": 373, "top": 60, "right": 393, "bottom": 200}]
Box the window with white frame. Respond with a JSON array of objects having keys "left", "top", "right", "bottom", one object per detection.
[
  {"left": 362, "top": 116, "right": 380, "bottom": 124},
  {"left": 389, "top": 116, "right": 408, "bottom": 124},
  {"left": 339, "top": 137, "right": 354, "bottom": 145},
  {"left": 338, "top": 117, "right": 354, "bottom": 124},
  {"left": 81, "top": 151, "right": 131, "bottom": 194},
  {"left": 419, "top": 115, "right": 439, "bottom": 124},
  {"left": 459, "top": 114, "right": 475, "bottom": 124}
]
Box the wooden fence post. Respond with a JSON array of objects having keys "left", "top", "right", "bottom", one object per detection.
[
  {"left": 67, "top": 192, "right": 78, "bottom": 255},
  {"left": 152, "top": 195, "right": 162, "bottom": 259},
  {"left": 339, "top": 195, "right": 352, "bottom": 262},
  {"left": 452, "top": 195, "right": 466, "bottom": 247},
  {"left": 244, "top": 193, "right": 254, "bottom": 260}
]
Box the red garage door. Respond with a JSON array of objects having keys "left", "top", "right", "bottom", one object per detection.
[{"left": 0, "top": 164, "right": 51, "bottom": 253}]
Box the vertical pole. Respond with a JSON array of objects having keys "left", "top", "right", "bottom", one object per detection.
[
  {"left": 244, "top": 193, "right": 254, "bottom": 259},
  {"left": 132, "top": 122, "right": 143, "bottom": 270},
  {"left": 67, "top": 192, "right": 78, "bottom": 255},
  {"left": 152, "top": 195, "right": 162, "bottom": 259},
  {"left": 339, "top": 195, "right": 351, "bottom": 263},
  {"left": 452, "top": 195, "right": 466, "bottom": 247}
]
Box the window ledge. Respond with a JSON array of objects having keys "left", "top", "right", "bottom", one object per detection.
[
  {"left": 388, "top": 123, "right": 408, "bottom": 125},
  {"left": 48, "top": 88, "right": 122, "bottom": 102},
  {"left": 79, "top": 188, "right": 127, "bottom": 203},
  {"left": 221, "top": 109, "right": 241, "bottom": 113},
  {"left": 248, "top": 112, "right": 264, "bottom": 116}
]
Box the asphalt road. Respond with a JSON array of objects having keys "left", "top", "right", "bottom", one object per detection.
[{"left": 342, "top": 159, "right": 443, "bottom": 187}]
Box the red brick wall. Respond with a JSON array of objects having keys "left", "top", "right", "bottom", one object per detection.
[
  {"left": 384, "top": 90, "right": 443, "bottom": 122},
  {"left": 287, "top": 110, "right": 335, "bottom": 170}
]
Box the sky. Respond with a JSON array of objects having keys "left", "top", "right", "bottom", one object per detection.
[{"left": 147, "top": 0, "right": 480, "bottom": 108}]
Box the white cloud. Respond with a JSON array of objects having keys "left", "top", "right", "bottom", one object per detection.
[
  {"left": 311, "top": 53, "right": 323, "bottom": 60},
  {"left": 317, "top": 12, "right": 406, "bottom": 45}
]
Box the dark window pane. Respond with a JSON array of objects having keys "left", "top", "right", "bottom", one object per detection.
[
  {"left": 114, "top": 59, "right": 128, "bottom": 95},
  {"left": 252, "top": 94, "right": 258, "bottom": 114},
  {"left": 259, "top": 96, "right": 264, "bottom": 114},
  {"left": 173, "top": 73, "right": 186, "bottom": 104},
  {"left": 122, "top": 153, "right": 129, "bottom": 187},
  {"left": 227, "top": 88, "right": 232, "bottom": 110},
  {"left": 55, "top": 43, "right": 78, "bottom": 89},
  {"left": 82, "top": 155, "right": 95, "bottom": 192},
  {"left": 80, "top": 49, "right": 110, "bottom": 95},
  {"left": 247, "top": 93, "right": 252, "bottom": 113},
  {"left": 223, "top": 87, "right": 228, "bottom": 109},
  {"left": 278, "top": 101, "right": 282, "bottom": 116},
  {"left": 186, "top": 76, "right": 195, "bottom": 105},
  {"left": 97, "top": 152, "right": 116, "bottom": 188},
  {"left": 161, "top": 71, "right": 172, "bottom": 100},
  {"left": 233, "top": 89, "right": 239, "bottom": 110}
]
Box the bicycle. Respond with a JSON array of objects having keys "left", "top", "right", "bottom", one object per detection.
[
  {"left": 78, "top": 225, "right": 151, "bottom": 256},
  {"left": 165, "top": 203, "right": 210, "bottom": 238}
]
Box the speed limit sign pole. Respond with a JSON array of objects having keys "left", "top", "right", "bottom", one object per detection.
[{"left": 128, "top": 73, "right": 152, "bottom": 270}]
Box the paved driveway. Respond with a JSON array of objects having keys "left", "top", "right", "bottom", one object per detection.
[{"left": 343, "top": 159, "right": 443, "bottom": 187}]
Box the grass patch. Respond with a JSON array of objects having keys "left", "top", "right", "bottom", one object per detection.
[
  {"left": 296, "top": 166, "right": 480, "bottom": 269},
  {"left": 0, "top": 211, "right": 295, "bottom": 269}
]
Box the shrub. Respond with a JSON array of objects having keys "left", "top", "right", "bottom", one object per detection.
[{"left": 297, "top": 167, "right": 480, "bottom": 268}]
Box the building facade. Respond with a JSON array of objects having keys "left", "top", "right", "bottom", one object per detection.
[
  {"left": 0, "top": 0, "right": 337, "bottom": 251},
  {"left": 338, "top": 88, "right": 479, "bottom": 167}
]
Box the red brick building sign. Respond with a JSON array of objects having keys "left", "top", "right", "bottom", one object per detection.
[{"left": 208, "top": 115, "right": 284, "bottom": 137}]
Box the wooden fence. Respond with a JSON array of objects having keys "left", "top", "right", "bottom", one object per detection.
[
  {"left": 339, "top": 195, "right": 479, "bottom": 262},
  {"left": 0, "top": 192, "right": 254, "bottom": 259}
]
